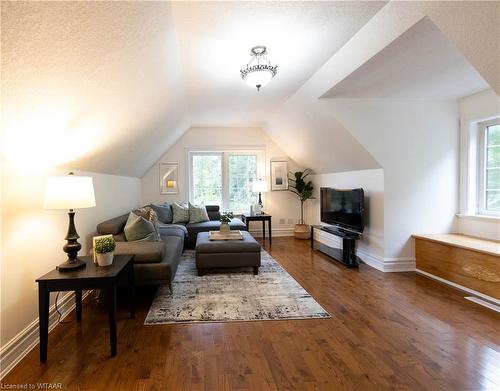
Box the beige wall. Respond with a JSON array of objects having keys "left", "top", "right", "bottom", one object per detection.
[
  {"left": 141, "top": 127, "right": 303, "bottom": 235},
  {"left": 1, "top": 165, "right": 141, "bottom": 347}
]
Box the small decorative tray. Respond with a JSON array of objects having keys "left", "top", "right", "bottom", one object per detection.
[{"left": 208, "top": 230, "right": 244, "bottom": 241}]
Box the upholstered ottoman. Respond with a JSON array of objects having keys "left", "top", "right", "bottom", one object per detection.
[{"left": 195, "top": 231, "right": 261, "bottom": 275}]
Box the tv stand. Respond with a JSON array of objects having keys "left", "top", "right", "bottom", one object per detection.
[{"left": 311, "top": 225, "right": 362, "bottom": 268}]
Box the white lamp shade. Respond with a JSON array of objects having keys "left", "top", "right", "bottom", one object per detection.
[
  {"left": 244, "top": 70, "right": 273, "bottom": 88},
  {"left": 44, "top": 175, "right": 96, "bottom": 210},
  {"left": 252, "top": 179, "right": 269, "bottom": 193}
]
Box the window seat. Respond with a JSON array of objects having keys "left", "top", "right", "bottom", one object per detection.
[{"left": 412, "top": 233, "right": 499, "bottom": 301}]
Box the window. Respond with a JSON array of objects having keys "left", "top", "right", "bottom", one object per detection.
[
  {"left": 191, "top": 153, "right": 223, "bottom": 206},
  {"left": 478, "top": 119, "right": 500, "bottom": 215},
  {"left": 189, "top": 149, "right": 262, "bottom": 213}
]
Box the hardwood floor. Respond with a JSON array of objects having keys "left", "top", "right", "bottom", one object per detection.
[{"left": 2, "top": 238, "right": 499, "bottom": 390}]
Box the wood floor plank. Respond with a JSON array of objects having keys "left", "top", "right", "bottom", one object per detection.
[{"left": 2, "top": 237, "right": 499, "bottom": 390}]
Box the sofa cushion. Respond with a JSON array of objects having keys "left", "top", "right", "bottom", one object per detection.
[
  {"left": 97, "top": 214, "right": 128, "bottom": 235},
  {"left": 172, "top": 202, "right": 189, "bottom": 224},
  {"left": 124, "top": 212, "right": 157, "bottom": 242},
  {"left": 189, "top": 202, "right": 209, "bottom": 223},
  {"left": 159, "top": 223, "right": 188, "bottom": 239},
  {"left": 149, "top": 203, "right": 173, "bottom": 224},
  {"left": 114, "top": 241, "right": 165, "bottom": 264},
  {"left": 186, "top": 220, "right": 222, "bottom": 236}
]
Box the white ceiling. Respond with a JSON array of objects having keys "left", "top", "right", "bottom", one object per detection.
[
  {"left": 172, "top": 1, "right": 386, "bottom": 126},
  {"left": 323, "top": 17, "right": 489, "bottom": 99}
]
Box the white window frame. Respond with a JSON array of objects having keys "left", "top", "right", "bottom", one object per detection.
[
  {"left": 186, "top": 146, "right": 266, "bottom": 213},
  {"left": 477, "top": 118, "right": 500, "bottom": 216}
]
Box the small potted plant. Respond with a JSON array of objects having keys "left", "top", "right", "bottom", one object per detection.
[
  {"left": 94, "top": 236, "right": 116, "bottom": 266},
  {"left": 288, "top": 169, "right": 315, "bottom": 239},
  {"left": 219, "top": 212, "right": 234, "bottom": 233}
]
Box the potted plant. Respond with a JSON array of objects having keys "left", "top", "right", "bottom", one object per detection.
[
  {"left": 94, "top": 236, "right": 116, "bottom": 266},
  {"left": 288, "top": 169, "right": 315, "bottom": 239},
  {"left": 220, "top": 212, "right": 234, "bottom": 233}
]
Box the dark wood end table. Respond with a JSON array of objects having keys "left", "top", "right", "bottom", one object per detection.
[
  {"left": 36, "top": 255, "right": 135, "bottom": 362},
  {"left": 242, "top": 213, "right": 272, "bottom": 244}
]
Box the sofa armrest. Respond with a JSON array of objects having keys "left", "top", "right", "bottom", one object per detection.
[
  {"left": 115, "top": 241, "right": 165, "bottom": 264},
  {"left": 206, "top": 205, "right": 221, "bottom": 221}
]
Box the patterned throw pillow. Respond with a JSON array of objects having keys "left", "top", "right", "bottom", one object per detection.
[
  {"left": 123, "top": 213, "right": 157, "bottom": 242},
  {"left": 136, "top": 207, "right": 161, "bottom": 241},
  {"left": 188, "top": 202, "right": 209, "bottom": 223},
  {"left": 148, "top": 203, "right": 173, "bottom": 224},
  {"left": 171, "top": 202, "right": 190, "bottom": 224}
]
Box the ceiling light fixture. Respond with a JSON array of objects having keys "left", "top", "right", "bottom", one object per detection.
[{"left": 240, "top": 46, "right": 277, "bottom": 91}]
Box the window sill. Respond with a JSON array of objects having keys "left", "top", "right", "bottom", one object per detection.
[{"left": 456, "top": 214, "right": 500, "bottom": 222}]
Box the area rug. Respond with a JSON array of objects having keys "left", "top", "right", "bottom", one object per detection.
[{"left": 144, "top": 250, "right": 330, "bottom": 324}]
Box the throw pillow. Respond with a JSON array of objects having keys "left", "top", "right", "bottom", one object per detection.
[
  {"left": 188, "top": 202, "right": 209, "bottom": 223},
  {"left": 171, "top": 202, "right": 190, "bottom": 224},
  {"left": 148, "top": 203, "right": 173, "bottom": 224},
  {"left": 123, "top": 212, "right": 157, "bottom": 242},
  {"left": 136, "top": 207, "right": 161, "bottom": 241}
]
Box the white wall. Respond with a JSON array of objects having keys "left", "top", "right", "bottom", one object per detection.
[
  {"left": 1, "top": 165, "right": 141, "bottom": 350},
  {"left": 458, "top": 88, "right": 500, "bottom": 240},
  {"left": 328, "top": 99, "right": 460, "bottom": 260},
  {"left": 307, "top": 169, "right": 384, "bottom": 268},
  {"left": 141, "top": 127, "right": 302, "bottom": 236}
]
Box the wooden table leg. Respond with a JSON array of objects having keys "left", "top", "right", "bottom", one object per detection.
[
  {"left": 262, "top": 220, "right": 265, "bottom": 240},
  {"left": 107, "top": 284, "right": 117, "bottom": 357},
  {"left": 245, "top": 218, "right": 250, "bottom": 231},
  {"left": 128, "top": 264, "right": 135, "bottom": 319},
  {"left": 75, "top": 289, "right": 82, "bottom": 321},
  {"left": 268, "top": 218, "right": 272, "bottom": 244},
  {"left": 38, "top": 284, "right": 49, "bottom": 363}
]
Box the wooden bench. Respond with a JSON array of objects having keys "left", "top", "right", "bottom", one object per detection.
[{"left": 413, "top": 234, "right": 500, "bottom": 300}]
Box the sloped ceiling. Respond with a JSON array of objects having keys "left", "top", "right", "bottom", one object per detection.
[
  {"left": 1, "top": 1, "right": 499, "bottom": 178},
  {"left": 324, "top": 18, "right": 489, "bottom": 100},
  {"left": 1, "top": 1, "right": 190, "bottom": 177}
]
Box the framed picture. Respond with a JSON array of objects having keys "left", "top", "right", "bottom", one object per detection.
[
  {"left": 160, "top": 162, "right": 179, "bottom": 194},
  {"left": 270, "top": 160, "right": 288, "bottom": 191}
]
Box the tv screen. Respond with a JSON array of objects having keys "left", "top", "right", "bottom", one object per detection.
[{"left": 320, "top": 188, "right": 365, "bottom": 233}]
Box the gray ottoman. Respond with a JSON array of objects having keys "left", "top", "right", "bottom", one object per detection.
[{"left": 195, "top": 231, "right": 261, "bottom": 275}]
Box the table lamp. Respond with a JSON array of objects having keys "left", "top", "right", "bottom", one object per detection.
[
  {"left": 252, "top": 179, "right": 268, "bottom": 213},
  {"left": 44, "top": 172, "right": 96, "bottom": 270}
]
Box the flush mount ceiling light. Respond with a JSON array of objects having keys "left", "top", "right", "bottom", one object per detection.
[{"left": 240, "top": 46, "right": 277, "bottom": 91}]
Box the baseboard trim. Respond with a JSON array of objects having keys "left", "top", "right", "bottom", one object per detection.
[
  {"left": 0, "top": 290, "right": 91, "bottom": 380},
  {"left": 356, "top": 248, "right": 385, "bottom": 271},
  {"left": 382, "top": 257, "right": 416, "bottom": 272},
  {"left": 249, "top": 228, "right": 294, "bottom": 238},
  {"left": 312, "top": 228, "right": 415, "bottom": 272},
  {"left": 416, "top": 269, "right": 500, "bottom": 306},
  {"left": 465, "top": 297, "right": 500, "bottom": 313}
]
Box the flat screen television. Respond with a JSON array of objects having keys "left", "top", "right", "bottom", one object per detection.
[{"left": 320, "top": 188, "right": 365, "bottom": 233}]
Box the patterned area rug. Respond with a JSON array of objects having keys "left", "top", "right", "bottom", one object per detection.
[{"left": 144, "top": 250, "right": 330, "bottom": 324}]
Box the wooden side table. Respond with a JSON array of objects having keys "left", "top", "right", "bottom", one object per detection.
[
  {"left": 35, "top": 255, "right": 135, "bottom": 362},
  {"left": 242, "top": 213, "right": 272, "bottom": 244}
]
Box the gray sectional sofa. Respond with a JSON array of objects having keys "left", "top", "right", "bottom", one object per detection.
[{"left": 96, "top": 205, "right": 247, "bottom": 289}]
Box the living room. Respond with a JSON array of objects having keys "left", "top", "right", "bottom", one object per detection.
[{"left": 1, "top": 1, "right": 499, "bottom": 390}]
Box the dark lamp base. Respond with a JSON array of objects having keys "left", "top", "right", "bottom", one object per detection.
[{"left": 57, "top": 258, "right": 86, "bottom": 271}]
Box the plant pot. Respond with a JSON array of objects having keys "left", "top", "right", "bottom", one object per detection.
[
  {"left": 96, "top": 251, "right": 114, "bottom": 267},
  {"left": 294, "top": 224, "right": 311, "bottom": 240},
  {"left": 220, "top": 222, "right": 230, "bottom": 233}
]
